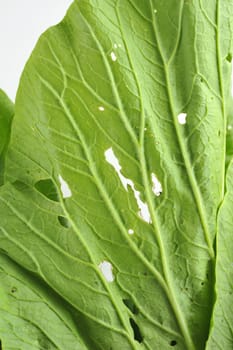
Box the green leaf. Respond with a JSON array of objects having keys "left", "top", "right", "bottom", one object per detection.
[
  {"left": 0, "top": 89, "right": 14, "bottom": 185},
  {"left": 226, "top": 98, "right": 233, "bottom": 168},
  {"left": 206, "top": 160, "right": 233, "bottom": 349},
  {"left": 0, "top": 251, "right": 88, "bottom": 349},
  {"left": 0, "top": 1, "right": 233, "bottom": 349}
]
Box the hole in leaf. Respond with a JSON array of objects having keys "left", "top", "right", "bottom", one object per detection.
[
  {"left": 104, "top": 147, "right": 152, "bottom": 223},
  {"left": 13, "top": 181, "right": 28, "bottom": 191},
  {"left": 35, "top": 179, "right": 59, "bottom": 202},
  {"left": 58, "top": 216, "right": 70, "bottom": 228},
  {"left": 170, "top": 340, "right": 177, "bottom": 346},
  {"left": 151, "top": 172, "right": 162, "bottom": 196},
  {"left": 201, "top": 281, "right": 204, "bottom": 286},
  {"left": 0, "top": 340, "right": 2, "bottom": 350},
  {"left": 11, "top": 287, "right": 17, "bottom": 293},
  {"left": 37, "top": 335, "right": 51, "bottom": 350},
  {"left": 58, "top": 175, "right": 72, "bottom": 198},
  {"left": 177, "top": 112, "right": 187, "bottom": 125},
  {"left": 226, "top": 53, "right": 232, "bottom": 62},
  {"left": 0, "top": 248, "right": 7, "bottom": 255},
  {"left": 123, "top": 299, "right": 139, "bottom": 315},
  {"left": 98, "top": 261, "right": 114, "bottom": 282},
  {"left": 129, "top": 318, "right": 143, "bottom": 343}
]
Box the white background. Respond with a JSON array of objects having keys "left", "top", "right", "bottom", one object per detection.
[{"left": 0, "top": 0, "right": 73, "bottom": 101}]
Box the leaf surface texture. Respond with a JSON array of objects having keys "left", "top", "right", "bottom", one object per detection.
[{"left": 0, "top": 1, "right": 233, "bottom": 349}]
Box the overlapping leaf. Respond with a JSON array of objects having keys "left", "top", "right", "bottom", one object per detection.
[
  {"left": 206, "top": 159, "right": 233, "bottom": 349},
  {"left": 0, "top": 89, "right": 14, "bottom": 184},
  {"left": 0, "top": 252, "right": 88, "bottom": 350}
]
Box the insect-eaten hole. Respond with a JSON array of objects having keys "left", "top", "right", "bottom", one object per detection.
[
  {"left": 201, "top": 281, "right": 205, "bottom": 286},
  {"left": 98, "top": 261, "right": 114, "bottom": 282},
  {"left": 177, "top": 112, "right": 187, "bottom": 125},
  {"left": 13, "top": 181, "right": 29, "bottom": 191},
  {"left": 35, "top": 179, "right": 59, "bottom": 202},
  {"left": 11, "top": 286, "right": 17, "bottom": 293},
  {"left": 170, "top": 340, "right": 177, "bottom": 346},
  {"left": 129, "top": 318, "right": 143, "bottom": 343},
  {"left": 226, "top": 53, "right": 232, "bottom": 62},
  {"left": 123, "top": 298, "right": 139, "bottom": 315},
  {"left": 58, "top": 216, "right": 70, "bottom": 228}
]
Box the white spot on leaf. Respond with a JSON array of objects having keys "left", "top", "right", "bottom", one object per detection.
[
  {"left": 99, "top": 261, "right": 114, "bottom": 282},
  {"left": 113, "top": 43, "right": 122, "bottom": 49},
  {"left": 104, "top": 147, "right": 152, "bottom": 223},
  {"left": 177, "top": 113, "right": 187, "bottom": 125},
  {"left": 228, "top": 125, "right": 232, "bottom": 131},
  {"left": 58, "top": 175, "right": 72, "bottom": 198},
  {"left": 151, "top": 173, "right": 162, "bottom": 196},
  {"left": 154, "top": 9, "right": 157, "bottom": 13},
  {"left": 128, "top": 229, "right": 134, "bottom": 235},
  {"left": 98, "top": 106, "right": 105, "bottom": 111},
  {"left": 110, "top": 52, "right": 117, "bottom": 61}
]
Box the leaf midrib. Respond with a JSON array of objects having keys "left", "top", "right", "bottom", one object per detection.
[
  {"left": 149, "top": 0, "right": 215, "bottom": 259},
  {"left": 216, "top": 0, "right": 227, "bottom": 200},
  {"left": 74, "top": 4, "right": 197, "bottom": 348},
  {"left": 0, "top": 197, "right": 134, "bottom": 345},
  {"left": 115, "top": 2, "right": 196, "bottom": 349},
  {"left": 28, "top": 2, "right": 217, "bottom": 348}
]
